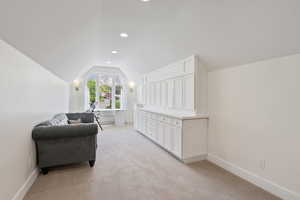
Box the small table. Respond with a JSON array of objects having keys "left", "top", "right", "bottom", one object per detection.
[{"left": 95, "top": 109, "right": 127, "bottom": 126}]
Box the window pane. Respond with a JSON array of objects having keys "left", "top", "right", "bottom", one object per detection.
[
  {"left": 87, "top": 80, "right": 96, "bottom": 104},
  {"left": 115, "top": 85, "right": 122, "bottom": 109},
  {"left": 115, "top": 96, "right": 120, "bottom": 109},
  {"left": 99, "top": 84, "right": 112, "bottom": 109},
  {"left": 115, "top": 85, "right": 122, "bottom": 95}
]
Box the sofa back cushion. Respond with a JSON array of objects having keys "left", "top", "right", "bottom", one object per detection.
[{"left": 66, "top": 113, "right": 94, "bottom": 123}]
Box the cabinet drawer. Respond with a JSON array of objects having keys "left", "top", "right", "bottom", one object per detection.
[
  {"left": 159, "top": 115, "right": 171, "bottom": 123},
  {"left": 148, "top": 119, "right": 156, "bottom": 127},
  {"left": 150, "top": 113, "right": 158, "bottom": 120},
  {"left": 170, "top": 118, "right": 182, "bottom": 127}
]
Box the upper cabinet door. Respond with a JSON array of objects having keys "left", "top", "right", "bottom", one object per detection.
[
  {"left": 184, "top": 57, "right": 195, "bottom": 74},
  {"left": 161, "top": 81, "right": 168, "bottom": 107},
  {"left": 142, "top": 84, "right": 146, "bottom": 104},
  {"left": 137, "top": 85, "right": 143, "bottom": 104},
  {"left": 173, "top": 78, "right": 183, "bottom": 109},
  {"left": 149, "top": 83, "right": 155, "bottom": 105},
  {"left": 155, "top": 82, "right": 161, "bottom": 107},
  {"left": 183, "top": 74, "right": 194, "bottom": 111},
  {"left": 146, "top": 84, "right": 151, "bottom": 105},
  {"left": 167, "top": 80, "right": 174, "bottom": 108}
]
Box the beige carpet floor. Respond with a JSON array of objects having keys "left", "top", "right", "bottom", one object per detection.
[{"left": 25, "top": 125, "right": 281, "bottom": 200}]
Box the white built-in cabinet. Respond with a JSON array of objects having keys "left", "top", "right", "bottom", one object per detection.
[
  {"left": 133, "top": 109, "right": 208, "bottom": 162},
  {"left": 135, "top": 55, "right": 208, "bottom": 163},
  {"left": 136, "top": 55, "right": 207, "bottom": 114}
]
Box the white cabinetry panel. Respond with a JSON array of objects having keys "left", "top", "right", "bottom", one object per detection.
[
  {"left": 134, "top": 109, "right": 207, "bottom": 163},
  {"left": 137, "top": 55, "right": 207, "bottom": 114},
  {"left": 157, "top": 121, "right": 164, "bottom": 146},
  {"left": 167, "top": 80, "right": 174, "bottom": 108},
  {"left": 134, "top": 55, "right": 208, "bottom": 163},
  {"left": 184, "top": 57, "right": 195, "bottom": 74},
  {"left": 183, "top": 75, "right": 194, "bottom": 111},
  {"left": 164, "top": 124, "right": 172, "bottom": 151},
  {"left": 161, "top": 81, "right": 168, "bottom": 107},
  {"left": 172, "top": 127, "right": 182, "bottom": 157},
  {"left": 155, "top": 82, "right": 161, "bottom": 107},
  {"left": 173, "top": 78, "right": 183, "bottom": 109}
]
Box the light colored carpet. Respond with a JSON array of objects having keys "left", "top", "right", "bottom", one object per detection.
[{"left": 25, "top": 125, "right": 280, "bottom": 200}]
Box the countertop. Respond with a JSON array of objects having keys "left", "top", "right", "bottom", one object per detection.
[{"left": 138, "top": 108, "right": 209, "bottom": 120}]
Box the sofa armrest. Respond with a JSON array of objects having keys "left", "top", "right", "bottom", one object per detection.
[{"left": 32, "top": 123, "right": 98, "bottom": 140}]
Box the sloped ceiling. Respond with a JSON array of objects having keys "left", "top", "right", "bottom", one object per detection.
[{"left": 0, "top": 0, "right": 300, "bottom": 81}]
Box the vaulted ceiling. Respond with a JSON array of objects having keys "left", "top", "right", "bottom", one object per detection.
[{"left": 1, "top": 0, "right": 300, "bottom": 81}]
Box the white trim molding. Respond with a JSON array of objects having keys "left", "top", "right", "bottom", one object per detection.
[
  {"left": 183, "top": 154, "right": 207, "bottom": 164},
  {"left": 11, "top": 168, "right": 39, "bottom": 200},
  {"left": 207, "top": 154, "right": 300, "bottom": 200}
]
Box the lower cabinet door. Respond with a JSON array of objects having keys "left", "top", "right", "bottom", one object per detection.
[
  {"left": 164, "top": 124, "right": 172, "bottom": 151},
  {"left": 172, "top": 127, "right": 182, "bottom": 158},
  {"left": 153, "top": 121, "right": 158, "bottom": 142},
  {"left": 157, "top": 122, "right": 164, "bottom": 146}
]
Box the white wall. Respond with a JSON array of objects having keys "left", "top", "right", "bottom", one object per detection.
[
  {"left": 69, "top": 83, "right": 85, "bottom": 112},
  {"left": 0, "top": 39, "right": 69, "bottom": 200},
  {"left": 208, "top": 54, "right": 300, "bottom": 199}
]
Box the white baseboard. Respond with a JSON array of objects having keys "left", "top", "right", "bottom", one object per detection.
[
  {"left": 183, "top": 154, "right": 207, "bottom": 164},
  {"left": 207, "top": 154, "right": 300, "bottom": 200},
  {"left": 12, "top": 168, "right": 39, "bottom": 200}
]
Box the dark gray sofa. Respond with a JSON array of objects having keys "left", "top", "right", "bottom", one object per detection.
[{"left": 32, "top": 113, "right": 98, "bottom": 174}]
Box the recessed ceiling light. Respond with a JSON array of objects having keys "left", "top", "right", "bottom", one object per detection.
[
  {"left": 106, "top": 61, "right": 112, "bottom": 64},
  {"left": 140, "top": 0, "right": 150, "bottom": 2},
  {"left": 112, "top": 50, "right": 118, "bottom": 54},
  {"left": 120, "top": 33, "right": 128, "bottom": 38}
]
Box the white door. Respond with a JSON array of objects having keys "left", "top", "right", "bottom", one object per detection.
[
  {"left": 173, "top": 78, "right": 183, "bottom": 109},
  {"left": 183, "top": 75, "right": 194, "bottom": 111}
]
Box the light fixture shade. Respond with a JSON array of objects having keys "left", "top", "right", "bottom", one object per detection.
[
  {"left": 120, "top": 33, "right": 128, "bottom": 38},
  {"left": 73, "top": 79, "right": 80, "bottom": 91},
  {"left": 128, "top": 81, "right": 135, "bottom": 88}
]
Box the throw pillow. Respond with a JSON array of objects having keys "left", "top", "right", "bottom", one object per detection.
[{"left": 68, "top": 119, "right": 82, "bottom": 124}]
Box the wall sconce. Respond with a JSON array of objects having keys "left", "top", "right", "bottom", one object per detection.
[
  {"left": 128, "top": 81, "right": 135, "bottom": 92},
  {"left": 73, "top": 79, "right": 80, "bottom": 91}
]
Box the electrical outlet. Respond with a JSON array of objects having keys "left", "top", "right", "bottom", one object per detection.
[{"left": 260, "top": 160, "right": 266, "bottom": 170}]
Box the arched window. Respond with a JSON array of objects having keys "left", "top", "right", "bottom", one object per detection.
[{"left": 83, "top": 67, "right": 128, "bottom": 110}]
